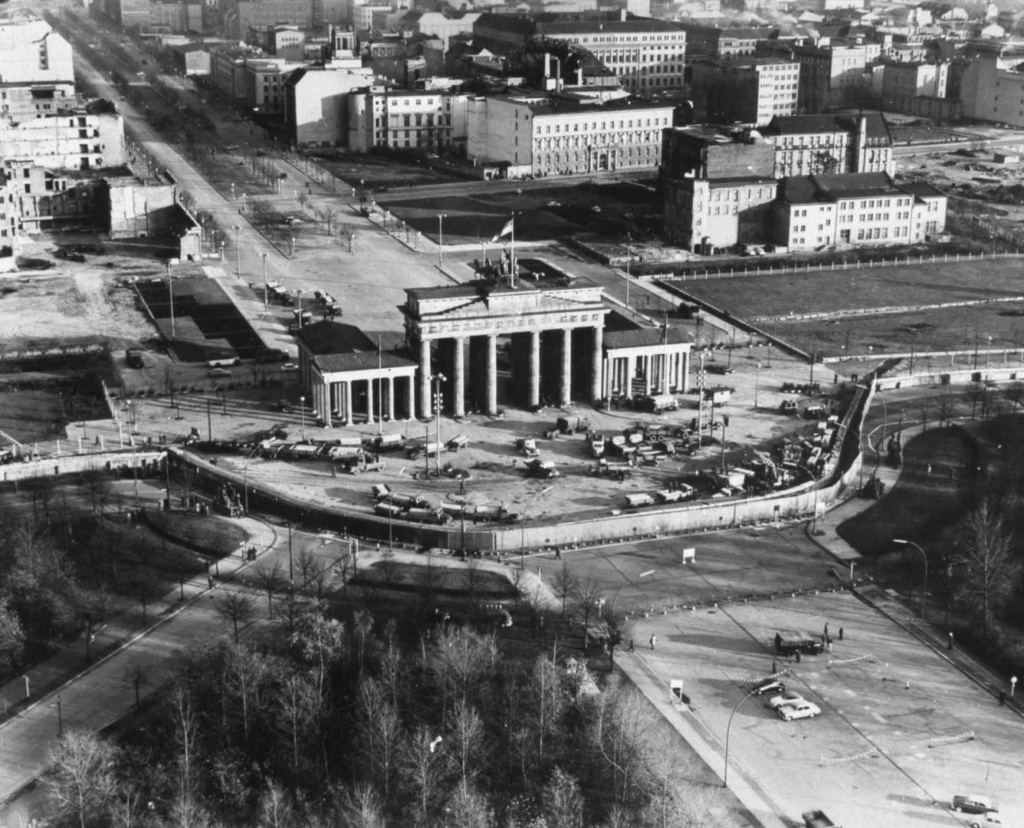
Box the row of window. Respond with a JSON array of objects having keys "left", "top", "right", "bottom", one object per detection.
[{"left": 537, "top": 116, "right": 670, "bottom": 134}]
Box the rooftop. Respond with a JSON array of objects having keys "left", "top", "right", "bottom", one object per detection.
[{"left": 779, "top": 172, "right": 903, "bottom": 204}]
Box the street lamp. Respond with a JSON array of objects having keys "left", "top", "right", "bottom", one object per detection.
[
  {"left": 437, "top": 213, "right": 448, "bottom": 268},
  {"left": 234, "top": 225, "right": 241, "bottom": 280},
  {"left": 894, "top": 539, "right": 928, "bottom": 618},
  {"left": 261, "top": 252, "right": 269, "bottom": 312},
  {"left": 753, "top": 363, "right": 761, "bottom": 410},
  {"left": 430, "top": 373, "right": 446, "bottom": 476},
  {"left": 299, "top": 395, "right": 306, "bottom": 440},
  {"left": 52, "top": 695, "right": 63, "bottom": 738},
  {"left": 290, "top": 237, "right": 296, "bottom": 258},
  {"left": 166, "top": 261, "right": 175, "bottom": 341},
  {"left": 624, "top": 234, "right": 632, "bottom": 311},
  {"left": 724, "top": 686, "right": 762, "bottom": 789}
]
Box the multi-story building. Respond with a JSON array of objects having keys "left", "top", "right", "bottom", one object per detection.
[
  {"left": 404, "top": 11, "right": 480, "bottom": 51},
  {"left": 960, "top": 52, "right": 1024, "bottom": 128},
  {"left": 660, "top": 126, "right": 777, "bottom": 251},
  {"left": 348, "top": 87, "right": 469, "bottom": 153},
  {"left": 473, "top": 12, "right": 687, "bottom": 93},
  {"left": 760, "top": 114, "right": 894, "bottom": 178},
  {"left": 0, "top": 14, "right": 76, "bottom": 122},
  {"left": 241, "top": 59, "right": 299, "bottom": 115},
  {"left": 663, "top": 176, "right": 778, "bottom": 252},
  {"left": 0, "top": 102, "right": 125, "bottom": 171},
  {"left": 284, "top": 66, "right": 374, "bottom": 147},
  {"left": 467, "top": 92, "right": 673, "bottom": 178},
  {"left": 773, "top": 172, "right": 947, "bottom": 250},
  {"left": 691, "top": 57, "right": 799, "bottom": 125},
  {"left": 353, "top": 4, "right": 392, "bottom": 31},
  {"left": 225, "top": 0, "right": 312, "bottom": 42},
  {"left": 880, "top": 61, "right": 948, "bottom": 100},
  {"left": 149, "top": 1, "right": 204, "bottom": 34},
  {"left": 675, "top": 24, "right": 774, "bottom": 61},
  {"left": 758, "top": 38, "right": 878, "bottom": 112}
]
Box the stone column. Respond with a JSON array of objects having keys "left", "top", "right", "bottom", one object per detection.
[
  {"left": 321, "top": 385, "right": 332, "bottom": 428},
  {"left": 418, "top": 338, "right": 431, "bottom": 420},
  {"left": 643, "top": 356, "right": 652, "bottom": 396},
  {"left": 626, "top": 355, "right": 636, "bottom": 397},
  {"left": 560, "top": 328, "right": 572, "bottom": 407},
  {"left": 528, "top": 331, "right": 541, "bottom": 409},
  {"left": 681, "top": 349, "right": 690, "bottom": 392},
  {"left": 406, "top": 375, "right": 416, "bottom": 419},
  {"left": 388, "top": 377, "right": 395, "bottom": 421},
  {"left": 344, "top": 381, "right": 353, "bottom": 426},
  {"left": 485, "top": 335, "right": 498, "bottom": 415},
  {"left": 453, "top": 337, "right": 466, "bottom": 418},
  {"left": 366, "top": 376, "right": 375, "bottom": 425},
  {"left": 591, "top": 324, "right": 603, "bottom": 401}
]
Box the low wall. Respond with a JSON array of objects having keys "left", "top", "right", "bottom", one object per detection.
[{"left": 0, "top": 451, "right": 164, "bottom": 484}]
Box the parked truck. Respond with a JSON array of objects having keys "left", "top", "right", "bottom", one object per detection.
[{"left": 802, "top": 810, "right": 840, "bottom": 828}]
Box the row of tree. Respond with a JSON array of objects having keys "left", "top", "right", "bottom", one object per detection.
[{"left": 47, "top": 604, "right": 717, "bottom": 828}]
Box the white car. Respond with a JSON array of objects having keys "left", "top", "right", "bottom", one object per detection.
[
  {"left": 776, "top": 700, "right": 821, "bottom": 721},
  {"left": 280, "top": 362, "right": 299, "bottom": 372},
  {"left": 767, "top": 690, "right": 805, "bottom": 710}
]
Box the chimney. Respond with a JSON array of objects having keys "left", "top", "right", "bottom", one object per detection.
[
  {"left": 620, "top": 8, "right": 627, "bottom": 21},
  {"left": 545, "top": 52, "right": 551, "bottom": 79},
  {"left": 577, "top": 66, "right": 583, "bottom": 86}
]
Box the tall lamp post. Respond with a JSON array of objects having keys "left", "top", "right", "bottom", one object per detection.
[
  {"left": 299, "top": 395, "right": 306, "bottom": 440},
  {"left": 437, "top": 213, "right": 448, "bottom": 268},
  {"left": 234, "top": 225, "right": 241, "bottom": 280},
  {"left": 260, "top": 252, "right": 269, "bottom": 312},
  {"left": 894, "top": 538, "right": 928, "bottom": 618},
  {"left": 724, "top": 686, "right": 761, "bottom": 789},
  {"left": 753, "top": 363, "right": 761, "bottom": 410},
  {"left": 624, "top": 234, "right": 632, "bottom": 311},
  {"left": 430, "top": 373, "right": 446, "bottom": 476},
  {"left": 166, "top": 261, "right": 175, "bottom": 341}
]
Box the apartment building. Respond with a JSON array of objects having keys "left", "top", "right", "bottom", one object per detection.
[
  {"left": 284, "top": 66, "right": 373, "bottom": 147},
  {"left": 0, "top": 14, "right": 76, "bottom": 122},
  {"left": 467, "top": 93, "right": 672, "bottom": 178},
  {"left": 663, "top": 176, "right": 778, "bottom": 251},
  {"left": 675, "top": 24, "right": 774, "bottom": 60},
  {"left": 773, "top": 172, "right": 947, "bottom": 251},
  {"left": 760, "top": 114, "right": 894, "bottom": 178},
  {"left": 225, "top": 0, "right": 313, "bottom": 42},
  {"left": 758, "top": 39, "right": 878, "bottom": 112},
  {"left": 0, "top": 103, "right": 125, "bottom": 171},
  {"left": 348, "top": 87, "right": 469, "bottom": 153},
  {"left": 880, "top": 61, "right": 948, "bottom": 100},
  {"left": 473, "top": 13, "right": 687, "bottom": 93},
  {"left": 691, "top": 57, "right": 799, "bottom": 125},
  {"left": 243, "top": 59, "right": 298, "bottom": 115},
  {"left": 960, "top": 52, "right": 1024, "bottom": 128}
]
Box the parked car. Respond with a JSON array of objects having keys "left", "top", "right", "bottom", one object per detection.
[
  {"left": 952, "top": 796, "right": 998, "bottom": 816},
  {"left": 751, "top": 677, "right": 786, "bottom": 696},
  {"left": 208, "top": 367, "right": 232, "bottom": 378},
  {"left": 969, "top": 814, "right": 1003, "bottom": 828},
  {"left": 281, "top": 363, "right": 299, "bottom": 372},
  {"left": 775, "top": 700, "right": 821, "bottom": 721},
  {"left": 767, "top": 690, "right": 805, "bottom": 710}
]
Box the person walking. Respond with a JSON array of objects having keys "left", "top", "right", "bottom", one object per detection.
[
  {"left": 839, "top": 626, "right": 844, "bottom": 641},
  {"left": 649, "top": 634, "right": 657, "bottom": 650}
]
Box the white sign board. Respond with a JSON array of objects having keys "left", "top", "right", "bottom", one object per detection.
[
  {"left": 682, "top": 547, "right": 696, "bottom": 564},
  {"left": 670, "top": 679, "right": 684, "bottom": 700}
]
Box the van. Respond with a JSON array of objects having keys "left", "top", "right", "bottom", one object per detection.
[
  {"left": 207, "top": 357, "right": 240, "bottom": 368},
  {"left": 625, "top": 493, "right": 655, "bottom": 508},
  {"left": 407, "top": 442, "right": 442, "bottom": 460},
  {"left": 645, "top": 394, "right": 679, "bottom": 413},
  {"left": 446, "top": 434, "right": 470, "bottom": 452},
  {"left": 370, "top": 433, "right": 406, "bottom": 452}
]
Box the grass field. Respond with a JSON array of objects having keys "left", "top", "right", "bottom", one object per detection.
[{"left": 668, "top": 256, "right": 1024, "bottom": 357}]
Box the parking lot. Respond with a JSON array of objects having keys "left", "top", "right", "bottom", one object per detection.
[{"left": 627, "top": 590, "right": 1024, "bottom": 828}]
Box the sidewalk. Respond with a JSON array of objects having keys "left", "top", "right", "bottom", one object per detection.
[{"left": 616, "top": 651, "right": 788, "bottom": 828}]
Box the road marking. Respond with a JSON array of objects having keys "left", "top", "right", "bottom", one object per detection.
[
  {"left": 842, "top": 688, "right": 856, "bottom": 697},
  {"left": 872, "top": 712, "right": 887, "bottom": 723},
  {"left": 640, "top": 569, "right": 656, "bottom": 578}
]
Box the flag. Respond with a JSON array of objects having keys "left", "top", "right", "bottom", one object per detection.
[{"left": 490, "top": 217, "right": 514, "bottom": 243}]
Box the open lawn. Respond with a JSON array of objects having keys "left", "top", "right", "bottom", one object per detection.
[{"left": 668, "top": 256, "right": 1024, "bottom": 357}]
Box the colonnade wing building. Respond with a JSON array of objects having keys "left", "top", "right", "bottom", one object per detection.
[{"left": 297, "top": 271, "right": 692, "bottom": 424}]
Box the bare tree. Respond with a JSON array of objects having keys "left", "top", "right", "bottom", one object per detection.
[
  {"left": 254, "top": 560, "right": 285, "bottom": 618},
  {"left": 257, "top": 780, "right": 294, "bottom": 828},
  {"left": 570, "top": 576, "right": 604, "bottom": 650},
  {"left": 952, "top": 499, "right": 1022, "bottom": 634},
  {"left": 378, "top": 549, "right": 401, "bottom": 597},
  {"left": 936, "top": 388, "right": 956, "bottom": 427},
  {"left": 171, "top": 686, "right": 201, "bottom": 800},
  {"left": 445, "top": 698, "right": 484, "bottom": 795},
  {"left": 601, "top": 602, "right": 627, "bottom": 670},
  {"left": 1004, "top": 379, "right": 1024, "bottom": 412},
  {"left": 123, "top": 659, "right": 150, "bottom": 711},
  {"left": 356, "top": 678, "right": 402, "bottom": 803},
  {"left": 401, "top": 724, "right": 448, "bottom": 826},
  {"left": 47, "top": 731, "right": 118, "bottom": 828},
  {"left": 552, "top": 562, "right": 577, "bottom": 618},
  {"left": 542, "top": 766, "right": 584, "bottom": 828},
  {"left": 964, "top": 382, "right": 986, "bottom": 419},
  {"left": 215, "top": 591, "right": 256, "bottom": 643},
  {"left": 276, "top": 673, "right": 320, "bottom": 779}
]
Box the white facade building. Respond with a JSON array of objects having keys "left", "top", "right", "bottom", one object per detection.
[
  {"left": 467, "top": 93, "right": 674, "bottom": 178},
  {"left": 348, "top": 88, "right": 469, "bottom": 152}
]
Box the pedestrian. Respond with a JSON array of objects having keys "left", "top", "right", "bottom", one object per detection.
[
  {"left": 827, "top": 639, "right": 833, "bottom": 653},
  {"left": 824, "top": 622, "right": 829, "bottom": 638},
  {"left": 207, "top": 574, "right": 213, "bottom": 589},
  {"left": 795, "top": 650, "right": 801, "bottom": 663},
  {"left": 1000, "top": 691, "right": 1007, "bottom": 706},
  {"left": 839, "top": 626, "right": 844, "bottom": 641},
  {"left": 628, "top": 638, "right": 635, "bottom": 652},
  {"left": 774, "top": 632, "right": 782, "bottom": 651},
  {"left": 948, "top": 631, "right": 955, "bottom": 650},
  {"left": 772, "top": 659, "right": 777, "bottom": 674},
  {"left": 650, "top": 634, "right": 657, "bottom": 650}
]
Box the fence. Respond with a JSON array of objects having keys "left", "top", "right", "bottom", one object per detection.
[{"left": 655, "top": 250, "right": 1022, "bottom": 284}]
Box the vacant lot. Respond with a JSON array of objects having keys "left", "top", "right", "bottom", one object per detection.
[
  {"left": 381, "top": 180, "right": 661, "bottom": 244},
  {"left": 669, "top": 256, "right": 1024, "bottom": 356}
]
